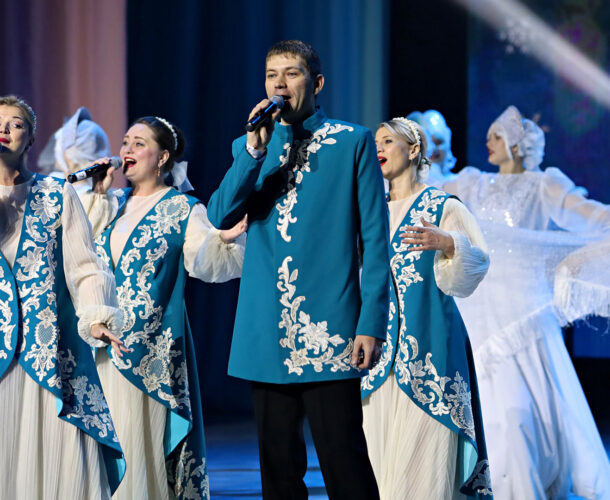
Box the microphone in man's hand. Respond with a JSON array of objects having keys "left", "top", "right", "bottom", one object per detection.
[
  {"left": 67, "top": 157, "right": 122, "bottom": 183},
  {"left": 245, "top": 96, "right": 285, "bottom": 132}
]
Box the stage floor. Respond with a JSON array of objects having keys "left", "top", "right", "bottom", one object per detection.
[{"left": 206, "top": 417, "right": 610, "bottom": 499}]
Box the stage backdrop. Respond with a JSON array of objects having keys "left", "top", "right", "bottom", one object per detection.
[
  {"left": 466, "top": 0, "right": 610, "bottom": 204},
  {"left": 0, "top": 0, "right": 128, "bottom": 166},
  {"left": 125, "top": 0, "right": 389, "bottom": 416}
]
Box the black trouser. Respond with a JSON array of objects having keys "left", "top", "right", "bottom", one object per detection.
[{"left": 251, "top": 378, "right": 379, "bottom": 500}]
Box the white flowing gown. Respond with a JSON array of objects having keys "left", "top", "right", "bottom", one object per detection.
[
  {"left": 363, "top": 188, "right": 490, "bottom": 500},
  {"left": 0, "top": 178, "right": 123, "bottom": 500},
  {"left": 444, "top": 167, "right": 610, "bottom": 500}
]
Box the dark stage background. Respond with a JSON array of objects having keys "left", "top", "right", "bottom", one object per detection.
[{"left": 3, "top": 0, "right": 609, "bottom": 419}]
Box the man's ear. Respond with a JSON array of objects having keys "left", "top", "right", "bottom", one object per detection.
[{"left": 313, "top": 74, "right": 325, "bottom": 96}]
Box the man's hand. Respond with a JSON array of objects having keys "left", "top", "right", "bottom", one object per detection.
[
  {"left": 90, "top": 323, "right": 131, "bottom": 357},
  {"left": 351, "top": 335, "right": 384, "bottom": 370},
  {"left": 246, "top": 99, "right": 282, "bottom": 151}
]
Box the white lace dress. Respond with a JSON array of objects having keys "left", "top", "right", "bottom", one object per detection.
[
  {"left": 443, "top": 167, "right": 610, "bottom": 500},
  {"left": 362, "top": 188, "right": 490, "bottom": 500},
  {"left": 0, "top": 178, "right": 123, "bottom": 500},
  {"left": 86, "top": 188, "right": 244, "bottom": 500}
]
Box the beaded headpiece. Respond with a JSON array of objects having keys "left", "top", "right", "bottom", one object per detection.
[
  {"left": 392, "top": 116, "right": 421, "bottom": 146},
  {"left": 155, "top": 116, "right": 178, "bottom": 150}
]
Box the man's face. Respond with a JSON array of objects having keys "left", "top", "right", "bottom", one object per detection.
[{"left": 265, "top": 54, "right": 322, "bottom": 125}]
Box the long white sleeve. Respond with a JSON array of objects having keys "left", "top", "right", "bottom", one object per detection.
[
  {"left": 61, "top": 183, "right": 123, "bottom": 347},
  {"left": 542, "top": 167, "right": 610, "bottom": 234},
  {"left": 78, "top": 190, "right": 119, "bottom": 238},
  {"left": 183, "top": 203, "right": 245, "bottom": 283},
  {"left": 433, "top": 198, "right": 490, "bottom": 297}
]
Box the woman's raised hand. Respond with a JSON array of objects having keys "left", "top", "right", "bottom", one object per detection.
[
  {"left": 400, "top": 218, "right": 455, "bottom": 258},
  {"left": 220, "top": 214, "right": 248, "bottom": 243},
  {"left": 88, "top": 157, "right": 115, "bottom": 194}
]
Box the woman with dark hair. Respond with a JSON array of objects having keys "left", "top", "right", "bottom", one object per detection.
[
  {"left": 89, "top": 116, "right": 246, "bottom": 500},
  {"left": 443, "top": 105, "right": 610, "bottom": 499},
  {"left": 362, "top": 117, "right": 492, "bottom": 499},
  {"left": 0, "top": 95, "right": 126, "bottom": 499}
]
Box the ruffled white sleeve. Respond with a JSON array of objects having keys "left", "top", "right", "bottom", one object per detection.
[
  {"left": 78, "top": 190, "right": 119, "bottom": 238},
  {"left": 183, "top": 203, "right": 245, "bottom": 283},
  {"left": 540, "top": 168, "right": 610, "bottom": 323},
  {"left": 61, "top": 183, "right": 123, "bottom": 347},
  {"left": 433, "top": 198, "right": 490, "bottom": 297},
  {"left": 542, "top": 167, "right": 610, "bottom": 234}
]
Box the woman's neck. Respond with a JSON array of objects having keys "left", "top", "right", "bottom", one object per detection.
[
  {"left": 388, "top": 170, "right": 424, "bottom": 201},
  {"left": 131, "top": 177, "right": 168, "bottom": 196},
  {"left": 0, "top": 157, "right": 32, "bottom": 186},
  {"left": 498, "top": 158, "right": 525, "bottom": 174}
]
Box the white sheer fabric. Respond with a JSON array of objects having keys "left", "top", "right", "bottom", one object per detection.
[
  {"left": 96, "top": 350, "right": 171, "bottom": 500},
  {"left": 0, "top": 177, "right": 123, "bottom": 500},
  {"left": 0, "top": 360, "right": 110, "bottom": 500},
  {"left": 443, "top": 167, "right": 610, "bottom": 499},
  {"left": 86, "top": 187, "right": 244, "bottom": 499},
  {"left": 363, "top": 188, "right": 487, "bottom": 500},
  {"left": 363, "top": 371, "right": 464, "bottom": 500}
]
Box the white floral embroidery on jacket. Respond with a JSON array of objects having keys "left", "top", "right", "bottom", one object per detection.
[
  {"left": 275, "top": 123, "right": 354, "bottom": 242},
  {"left": 277, "top": 257, "right": 353, "bottom": 375}
]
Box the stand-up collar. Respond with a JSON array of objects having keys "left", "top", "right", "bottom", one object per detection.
[{"left": 275, "top": 108, "right": 328, "bottom": 142}]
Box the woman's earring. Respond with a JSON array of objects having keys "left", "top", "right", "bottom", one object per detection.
[{"left": 157, "top": 165, "right": 162, "bottom": 177}]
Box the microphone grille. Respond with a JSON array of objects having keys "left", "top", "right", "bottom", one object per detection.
[
  {"left": 270, "top": 95, "right": 285, "bottom": 109},
  {"left": 109, "top": 156, "right": 123, "bottom": 168}
]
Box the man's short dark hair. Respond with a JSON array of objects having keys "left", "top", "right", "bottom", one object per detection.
[{"left": 266, "top": 40, "right": 322, "bottom": 79}]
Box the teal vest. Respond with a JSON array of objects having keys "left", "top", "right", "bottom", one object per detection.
[
  {"left": 0, "top": 174, "right": 124, "bottom": 492},
  {"left": 96, "top": 187, "right": 209, "bottom": 500},
  {"left": 362, "top": 187, "right": 493, "bottom": 497}
]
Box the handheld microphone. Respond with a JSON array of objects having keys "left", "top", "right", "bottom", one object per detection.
[
  {"left": 245, "top": 96, "right": 285, "bottom": 132},
  {"left": 0, "top": 144, "right": 8, "bottom": 153},
  {"left": 67, "top": 157, "right": 122, "bottom": 183}
]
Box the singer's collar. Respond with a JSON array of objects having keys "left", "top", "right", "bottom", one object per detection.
[{"left": 276, "top": 107, "right": 327, "bottom": 140}]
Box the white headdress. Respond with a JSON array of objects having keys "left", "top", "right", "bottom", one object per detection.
[
  {"left": 493, "top": 105, "right": 525, "bottom": 147},
  {"left": 518, "top": 118, "right": 545, "bottom": 171},
  {"left": 37, "top": 107, "right": 111, "bottom": 175},
  {"left": 490, "top": 106, "right": 545, "bottom": 171}
]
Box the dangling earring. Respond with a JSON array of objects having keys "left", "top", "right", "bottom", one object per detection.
[{"left": 157, "top": 165, "right": 162, "bottom": 177}]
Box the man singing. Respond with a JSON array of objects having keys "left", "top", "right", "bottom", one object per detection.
[{"left": 208, "top": 40, "right": 389, "bottom": 499}]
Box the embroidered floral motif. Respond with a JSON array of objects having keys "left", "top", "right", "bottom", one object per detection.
[
  {"left": 24, "top": 306, "right": 59, "bottom": 379},
  {"left": 168, "top": 442, "right": 210, "bottom": 500},
  {"left": 367, "top": 189, "right": 477, "bottom": 439},
  {"left": 408, "top": 188, "right": 446, "bottom": 226},
  {"left": 104, "top": 195, "right": 193, "bottom": 412},
  {"left": 275, "top": 123, "right": 354, "bottom": 242},
  {"left": 361, "top": 299, "right": 394, "bottom": 391},
  {"left": 14, "top": 176, "right": 120, "bottom": 443},
  {"left": 0, "top": 267, "right": 16, "bottom": 359},
  {"left": 462, "top": 459, "right": 493, "bottom": 495},
  {"left": 277, "top": 256, "right": 353, "bottom": 375}
]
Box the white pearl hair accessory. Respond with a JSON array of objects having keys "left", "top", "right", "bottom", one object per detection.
[
  {"left": 392, "top": 116, "right": 421, "bottom": 146},
  {"left": 155, "top": 116, "right": 178, "bottom": 150}
]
